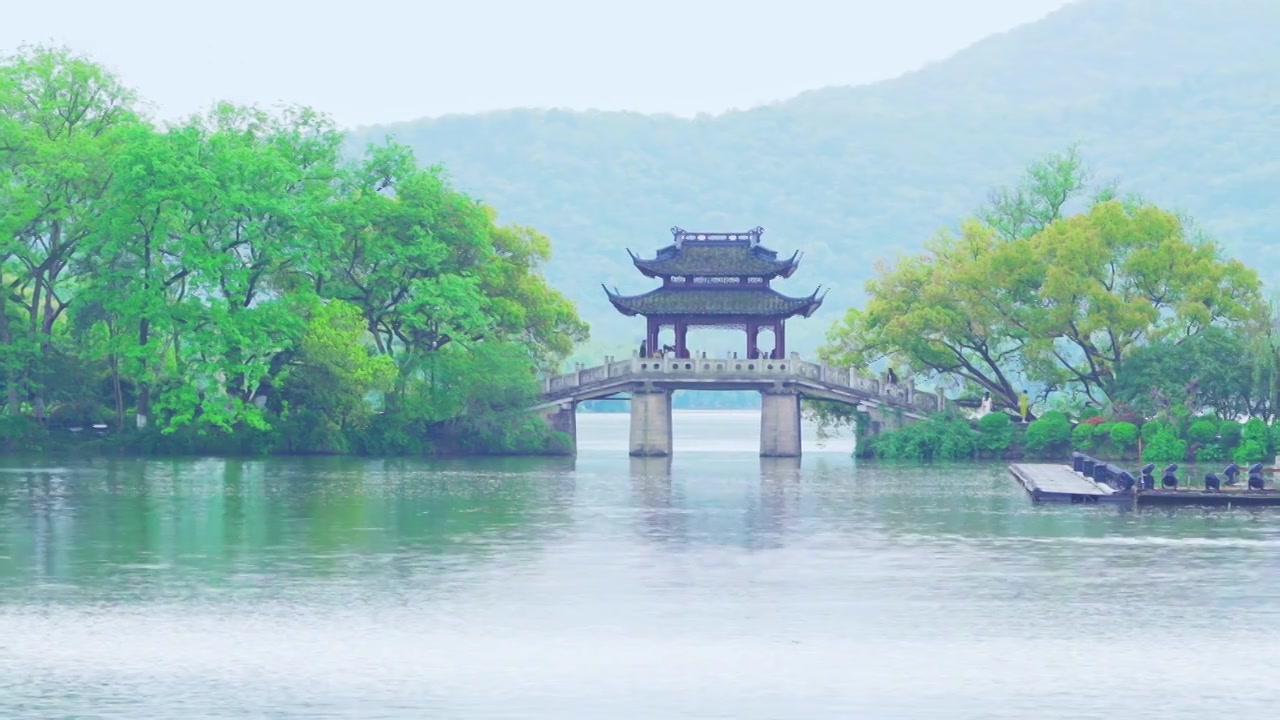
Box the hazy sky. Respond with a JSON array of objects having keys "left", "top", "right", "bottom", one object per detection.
[{"left": 3, "top": 0, "right": 1076, "bottom": 128}]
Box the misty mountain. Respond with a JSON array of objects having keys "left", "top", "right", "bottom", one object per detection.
[{"left": 348, "top": 0, "right": 1280, "bottom": 358}]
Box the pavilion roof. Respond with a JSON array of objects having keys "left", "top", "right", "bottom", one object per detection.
[
  {"left": 602, "top": 285, "right": 826, "bottom": 319},
  {"left": 629, "top": 243, "right": 800, "bottom": 279}
]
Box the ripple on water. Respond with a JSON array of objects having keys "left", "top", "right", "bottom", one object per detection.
[{"left": 2, "top": 413, "right": 1280, "bottom": 717}]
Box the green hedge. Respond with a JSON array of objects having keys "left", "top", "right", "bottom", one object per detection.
[{"left": 860, "top": 410, "right": 1277, "bottom": 464}]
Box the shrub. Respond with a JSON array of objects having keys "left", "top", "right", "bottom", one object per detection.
[
  {"left": 1219, "top": 421, "right": 1242, "bottom": 449},
  {"left": 1234, "top": 439, "right": 1269, "bottom": 464},
  {"left": 1109, "top": 422, "right": 1139, "bottom": 450},
  {"left": 1025, "top": 410, "right": 1072, "bottom": 453},
  {"left": 1242, "top": 418, "right": 1270, "bottom": 452},
  {"left": 1196, "top": 445, "right": 1225, "bottom": 463},
  {"left": 1142, "top": 429, "right": 1187, "bottom": 463},
  {"left": 1071, "top": 423, "right": 1097, "bottom": 451},
  {"left": 0, "top": 415, "right": 48, "bottom": 452},
  {"left": 1186, "top": 419, "right": 1219, "bottom": 446},
  {"left": 976, "top": 412, "right": 1013, "bottom": 453},
  {"left": 1094, "top": 422, "right": 1114, "bottom": 440},
  {"left": 1141, "top": 420, "right": 1172, "bottom": 442},
  {"left": 979, "top": 411, "right": 1011, "bottom": 433},
  {"left": 868, "top": 413, "right": 977, "bottom": 461}
]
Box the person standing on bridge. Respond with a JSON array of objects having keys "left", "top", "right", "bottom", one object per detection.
[{"left": 886, "top": 367, "right": 898, "bottom": 385}]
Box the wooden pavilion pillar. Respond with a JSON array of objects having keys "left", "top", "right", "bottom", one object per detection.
[
  {"left": 645, "top": 317, "right": 659, "bottom": 358},
  {"left": 745, "top": 321, "right": 759, "bottom": 359},
  {"left": 775, "top": 320, "right": 786, "bottom": 358},
  {"left": 675, "top": 319, "right": 689, "bottom": 358}
]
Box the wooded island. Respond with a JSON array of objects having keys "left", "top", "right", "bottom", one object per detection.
[
  {"left": 819, "top": 149, "right": 1280, "bottom": 464},
  {"left": 1, "top": 46, "right": 587, "bottom": 456}
]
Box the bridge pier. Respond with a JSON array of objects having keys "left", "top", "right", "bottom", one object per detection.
[
  {"left": 630, "top": 386, "right": 673, "bottom": 457},
  {"left": 541, "top": 401, "right": 577, "bottom": 454},
  {"left": 541, "top": 356, "right": 947, "bottom": 457},
  {"left": 862, "top": 405, "right": 903, "bottom": 438},
  {"left": 760, "top": 388, "right": 802, "bottom": 458}
]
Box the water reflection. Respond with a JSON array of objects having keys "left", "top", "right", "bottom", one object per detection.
[
  {"left": 628, "top": 457, "right": 682, "bottom": 546},
  {"left": 626, "top": 455, "right": 814, "bottom": 551},
  {"left": 0, "top": 457, "right": 579, "bottom": 597},
  {"left": 747, "top": 458, "right": 802, "bottom": 548},
  {"left": 4, "top": 414, "right": 1280, "bottom": 719}
]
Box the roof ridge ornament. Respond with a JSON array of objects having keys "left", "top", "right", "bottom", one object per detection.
[{"left": 669, "top": 226, "right": 766, "bottom": 246}]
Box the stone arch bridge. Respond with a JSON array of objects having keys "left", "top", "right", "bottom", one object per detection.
[{"left": 534, "top": 353, "right": 948, "bottom": 457}]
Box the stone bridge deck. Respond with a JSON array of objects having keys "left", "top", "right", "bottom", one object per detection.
[
  {"left": 540, "top": 354, "right": 945, "bottom": 415},
  {"left": 536, "top": 355, "right": 948, "bottom": 457}
]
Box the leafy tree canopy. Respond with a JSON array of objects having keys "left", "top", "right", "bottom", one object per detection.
[
  {"left": 820, "top": 149, "right": 1265, "bottom": 413},
  {"left": 1, "top": 46, "right": 587, "bottom": 455}
]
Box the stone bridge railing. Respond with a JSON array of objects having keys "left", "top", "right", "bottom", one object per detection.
[{"left": 543, "top": 353, "right": 947, "bottom": 414}]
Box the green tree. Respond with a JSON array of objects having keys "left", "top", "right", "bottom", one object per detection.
[
  {"left": 317, "top": 142, "right": 587, "bottom": 426},
  {"left": 820, "top": 219, "right": 1036, "bottom": 413},
  {"left": 2, "top": 49, "right": 589, "bottom": 456},
  {"left": 79, "top": 121, "right": 206, "bottom": 430},
  {"left": 1110, "top": 328, "right": 1260, "bottom": 419},
  {"left": 978, "top": 146, "right": 1093, "bottom": 241},
  {"left": 167, "top": 104, "right": 344, "bottom": 432},
  {"left": 0, "top": 45, "right": 138, "bottom": 418},
  {"left": 274, "top": 300, "right": 397, "bottom": 453},
  {"left": 481, "top": 217, "right": 589, "bottom": 364},
  {"left": 1243, "top": 299, "right": 1280, "bottom": 421},
  {"left": 1022, "top": 201, "right": 1262, "bottom": 403},
  {"left": 821, "top": 151, "right": 1265, "bottom": 410}
]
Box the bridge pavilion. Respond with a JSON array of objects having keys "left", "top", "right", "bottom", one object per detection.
[
  {"left": 603, "top": 227, "right": 826, "bottom": 359},
  {"left": 537, "top": 226, "right": 944, "bottom": 457}
]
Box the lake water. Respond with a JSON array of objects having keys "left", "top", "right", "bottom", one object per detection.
[{"left": 2, "top": 410, "right": 1280, "bottom": 718}]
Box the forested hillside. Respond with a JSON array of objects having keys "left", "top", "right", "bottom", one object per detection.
[{"left": 348, "top": 0, "right": 1280, "bottom": 357}]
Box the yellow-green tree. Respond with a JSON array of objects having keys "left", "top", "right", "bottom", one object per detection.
[
  {"left": 1020, "top": 200, "right": 1262, "bottom": 403},
  {"left": 821, "top": 151, "right": 1266, "bottom": 410}
]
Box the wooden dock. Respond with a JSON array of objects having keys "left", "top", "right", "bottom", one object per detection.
[
  {"left": 1010, "top": 462, "right": 1280, "bottom": 507},
  {"left": 1009, "top": 463, "right": 1124, "bottom": 504},
  {"left": 1135, "top": 488, "right": 1280, "bottom": 507}
]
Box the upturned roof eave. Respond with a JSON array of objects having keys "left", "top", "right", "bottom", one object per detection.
[
  {"left": 602, "top": 285, "right": 826, "bottom": 318},
  {"left": 628, "top": 256, "right": 800, "bottom": 279}
]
